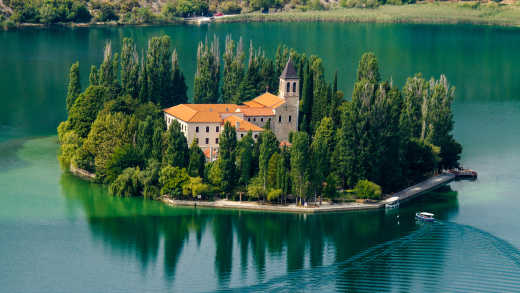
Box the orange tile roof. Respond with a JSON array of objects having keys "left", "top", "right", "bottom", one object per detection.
[
  {"left": 223, "top": 116, "right": 264, "bottom": 132},
  {"left": 251, "top": 92, "right": 285, "bottom": 108},
  {"left": 238, "top": 107, "right": 275, "bottom": 116},
  {"left": 242, "top": 100, "right": 264, "bottom": 108},
  {"left": 280, "top": 141, "right": 292, "bottom": 148},
  {"left": 164, "top": 104, "right": 239, "bottom": 123}
]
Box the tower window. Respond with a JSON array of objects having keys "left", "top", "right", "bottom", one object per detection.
[
  {"left": 216, "top": 126, "right": 219, "bottom": 132},
  {"left": 261, "top": 118, "right": 264, "bottom": 122},
  {"left": 196, "top": 127, "right": 199, "bottom": 133},
  {"left": 206, "top": 126, "right": 209, "bottom": 133},
  {"left": 253, "top": 118, "right": 256, "bottom": 122},
  {"left": 286, "top": 82, "right": 290, "bottom": 93},
  {"left": 248, "top": 118, "right": 251, "bottom": 122},
  {"left": 292, "top": 82, "right": 297, "bottom": 92},
  {"left": 289, "top": 115, "right": 292, "bottom": 122},
  {"left": 278, "top": 116, "right": 282, "bottom": 123}
]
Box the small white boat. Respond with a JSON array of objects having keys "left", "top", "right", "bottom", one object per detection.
[
  {"left": 385, "top": 196, "right": 400, "bottom": 209},
  {"left": 415, "top": 212, "right": 435, "bottom": 222}
]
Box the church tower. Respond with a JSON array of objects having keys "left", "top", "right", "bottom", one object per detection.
[{"left": 274, "top": 58, "right": 300, "bottom": 141}]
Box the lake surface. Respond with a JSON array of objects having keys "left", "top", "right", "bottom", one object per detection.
[{"left": 1, "top": 23, "right": 520, "bottom": 292}]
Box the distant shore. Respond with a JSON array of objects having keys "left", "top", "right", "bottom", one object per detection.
[{"left": 5, "top": 3, "right": 520, "bottom": 30}]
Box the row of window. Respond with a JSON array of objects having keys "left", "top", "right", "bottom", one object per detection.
[
  {"left": 278, "top": 115, "right": 292, "bottom": 123},
  {"left": 286, "top": 82, "right": 297, "bottom": 93},
  {"left": 199, "top": 133, "right": 260, "bottom": 145},
  {"left": 245, "top": 116, "right": 292, "bottom": 124},
  {"left": 247, "top": 117, "right": 270, "bottom": 123},
  {"left": 196, "top": 126, "right": 219, "bottom": 133}
]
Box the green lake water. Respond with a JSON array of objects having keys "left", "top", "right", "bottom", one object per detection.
[{"left": 1, "top": 23, "right": 520, "bottom": 292}]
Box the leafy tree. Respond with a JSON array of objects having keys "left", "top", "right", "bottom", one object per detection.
[
  {"left": 259, "top": 130, "right": 279, "bottom": 189},
  {"left": 139, "top": 159, "right": 161, "bottom": 199},
  {"left": 89, "top": 65, "right": 98, "bottom": 86},
  {"left": 291, "top": 131, "right": 310, "bottom": 204},
  {"left": 353, "top": 179, "right": 382, "bottom": 200},
  {"left": 300, "top": 62, "right": 313, "bottom": 133},
  {"left": 267, "top": 189, "right": 282, "bottom": 202},
  {"left": 120, "top": 38, "right": 140, "bottom": 98},
  {"left": 105, "top": 144, "right": 144, "bottom": 183},
  {"left": 151, "top": 122, "right": 164, "bottom": 161},
  {"left": 109, "top": 167, "right": 142, "bottom": 197},
  {"left": 98, "top": 41, "right": 119, "bottom": 88},
  {"left": 171, "top": 49, "right": 188, "bottom": 105},
  {"left": 182, "top": 176, "right": 210, "bottom": 198},
  {"left": 356, "top": 52, "right": 381, "bottom": 84},
  {"left": 400, "top": 74, "right": 427, "bottom": 139},
  {"left": 159, "top": 165, "right": 190, "bottom": 197},
  {"left": 66, "top": 61, "right": 81, "bottom": 112},
  {"left": 135, "top": 116, "right": 154, "bottom": 159},
  {"left": 163, "top": 120, "right": 188, "bottom": 168},
  {"left": 145, "top": 36, "right": 174, "bottom": 106},
  {"left": 237, "top": 131, "right": 254, "bottom": 185},
  {"left": 267, "top": 152, "right": 281, "bottom": 190},
  {"left": 218, "top": 122, "right": 237, "bottom": 193},
  {"left": 222, "top": 36, "right": 245, "bottom": 103},
  {"left": 402, "top": 138, "right": 438, "bottom": 184},
  {"left": 57, "top": 128, "right": 82, "bottom": 169},
  {"left": 188, "top": 139, "right": 205, "bottom": 177},
  {"left": 311, "top": 117, "right": 334, "bottom": 198},
  {"left": 247, "top": 176, "right": 266, "bottom": 200},
  {"left": 68, "top": 85, "right": 112, "bottom": 138},
  {"left": 194, "top": 35, "right": 220, "bottom": 103}
]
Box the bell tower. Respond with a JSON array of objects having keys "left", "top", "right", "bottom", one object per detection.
[{"left": 275, "top": 58, "right": 300, "bottom": 140}]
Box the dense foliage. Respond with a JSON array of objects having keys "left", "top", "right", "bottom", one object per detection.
[{"left": 57, "top": 34, "right": 461, "bottom": 205}]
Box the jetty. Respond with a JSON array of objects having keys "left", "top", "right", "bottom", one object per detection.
[{"left": 162, "top": 173, "right": 457, "bottom": 213}]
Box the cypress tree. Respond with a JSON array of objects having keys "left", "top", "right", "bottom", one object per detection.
[
  {"left": 290, "top": 131, "right": 310, "bottom": 204},
  {"left": 98, "top": 41, "right": 118, "bottom": 87},
  {"left": 356, "top": 52, "right": 381, "bottom": 84},
  {"left": 311, "top": 117, "right": 334, "bottom": 198},
  {"left": 66, "top": 61, "right": 81, "bottom": 112},
  {"left": 218, "top": 122, "right": 237, "bottom": 194},
  {"left": 120, "top": 38, "right": 140, "bottom": 98},
  {"left": 89, "top": 65, "right": 98, "bottom": 86},
  {"left": 193, "top": 35, "right": 220, "bottom": 103},
  {"left": 259, "top": 130, "right": 279, "bottom": 189},
  {"left": 171, "top": 50, "right": 188, "bottom": 105},
  {"left": 151, "top": 122, "right": 163, "bottom": 161},
  {"left": 163, "top": 120, "right": 188, "bottom": 168},
  {"left": 300, "top": 62, "right": 313, "bottom": 133},
  {"left": 138, "top": 51, "right": 148, "bottom": 103},
  {"left": 146, "top": 36, "right": 173, "bottom": 106},
  {"left": 188, "top": 139, "right": 205, "bottom": 178},
  {"left": 237, "top": 131, "right": 254, "bottom": 186},
  {"left": 136, "top": 116, "right": 154, "bottom": 159}
]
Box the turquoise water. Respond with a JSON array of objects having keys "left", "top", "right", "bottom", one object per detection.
[{"left": 1, "top": 23, "right": 520, "bottom": 292}]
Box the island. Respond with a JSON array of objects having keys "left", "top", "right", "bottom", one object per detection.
[{"left": 57, "top": 34, "right": 462, "bottom": 212}]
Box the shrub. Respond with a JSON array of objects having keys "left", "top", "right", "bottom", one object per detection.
[
  {"left": 98, "top": 3, "right": 118, "bottom": 21},
  {"left": 247, "top": 176, "right": 266, "bottom": 200},
  {"left": 267, "top": 188, "right": 282, "bottom": 202},
  {"left": 353, "top": 179, "right": 382, "bottom": 200},
  {"left": 105, "top": 144, "right": 144, "bottom": 183},
  {"left": 219, "top": 1, "right": 242, "bottom": 14},
  {"left": 182, "top": 176, "right": 210, "bottom": 198},
  {"left": 159, "top": 165, "right": 190, "bottom": 197},
  {"left": 109, "top": 167, "right": 142, "bottom": 197}
]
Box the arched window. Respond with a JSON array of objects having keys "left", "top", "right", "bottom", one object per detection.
[
  {"left": 286, "top": 82, "right": 290, "bottom": 93},
  {"left": 289, "top": 115, "right": 292, "bottom": 122},
  {"left": 292, "top": 82, "right": 297, "bottom": 92}
]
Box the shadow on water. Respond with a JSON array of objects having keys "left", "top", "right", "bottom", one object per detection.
[{"left": 0, "top": 138, "right": 30, "bottom": 172}]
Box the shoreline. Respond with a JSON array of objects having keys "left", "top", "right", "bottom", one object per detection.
[
  {"left": 4, "top": 3, "right": 520, "bottom": 30},
  {"left": 160, "top": 173, "right": 456, "bottom": 214}
]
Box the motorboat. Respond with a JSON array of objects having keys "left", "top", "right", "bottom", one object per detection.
[
  {"left": 385, "top": 196, "right": 400, "bottom": 209},
  {"left": 415, "top": 212, "right": 435, "bottom": 221}
]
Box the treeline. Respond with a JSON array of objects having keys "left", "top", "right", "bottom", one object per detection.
[{"left": 57, "top": 34, "right": 461, "bottom": 204}]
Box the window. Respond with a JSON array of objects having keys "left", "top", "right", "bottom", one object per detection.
[
  {"left": 253, "top": 118, "right": 256, "bottom": 122},
  {"left": 254, "top": 134, "right": 258, "bottom": 139},
  {"left": 278, "top": 116, "right": 282, "bottom": 123},
  {"left": 215, "top": 138, "right": 219, "bottom": 144},
  {"left": 216, "top": 126, "right": 219, "bottom": 132},
  {"left": 289, "top": 115, "right": 292, "bottom": 122},
  {"left": 286, "top": 82, "right": 290, "bottom": 93},
  {"left": 240, "top": 134, "right": 244, "bottom": 138},
  {"left": 248, "top": 118, "right": 251, "bottom": 122},
  {"left": 206, "top": 126, "right": 209, "bottom": 133},
  {"left": 268, "top": 118, "right": 271, "bottom": 122},
  {"left": 205, "top": 138, "right": 209, "bottom": 144},
  {"left": 292, "top": 82, "right": 297, "bottom": 92},
  {"left": 196, "top": 126, "right": 199, "bottom": 133},
  {"left": 261, "top": 118, "right": 264, "bottom": 122}
]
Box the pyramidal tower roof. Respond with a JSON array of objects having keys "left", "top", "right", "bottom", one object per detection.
[{"left": 280, "top": 57, "right": 298, "bottom": 79}]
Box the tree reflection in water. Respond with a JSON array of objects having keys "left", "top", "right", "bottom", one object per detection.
[{"left": 60, "top": 172, "right": 459, "bottom": 290}]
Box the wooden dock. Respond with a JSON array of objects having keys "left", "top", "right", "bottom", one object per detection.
[{"left": 382, "top": 173, "right": 456, "bottom": 205}]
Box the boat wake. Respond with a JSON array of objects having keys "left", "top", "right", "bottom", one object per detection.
[{"left": 220, "top": 221, "right": 520, "bottom": 292}]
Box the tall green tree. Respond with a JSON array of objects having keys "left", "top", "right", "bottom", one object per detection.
[
  {"left": 218, "top": 122, "right": 237, "bottom": 193},
  {"left": 291, "top": 131, "right": 310, "bottom": 204},
  {"left": 151, "top": 122, "right": 164, "bottom": 161},
  {"left": 67, "top": 85, "right": 113, "bottom": 138},
  {"left": 222, "top": 36, "right": 245, "bottom": 103},
  {"left": 171, "top": 50, "right": 188, "bottom": 105},
  {"left": 300, "top": 62, "right": 313, "bottom": 133},
  {"left": 194, "top": 35, "right": 220, "bottom": 103},
  {"left": 120, "top": 38, "right": 140, "bottom": 98},
  {"left": 311, "top": 117, "right": 334, "bottom": 199},
  {"left": 146, "top": 36, "right": 174, "bottom": 106},
  {"left": 259, "top": 130, "right": 279, "bottom": 189},
  {"left": 356, "top": 52, "right": 381, "bottom": 84},
  {"left": 400, "top": 74, "right": 427, "bottom": 139},
  {"left": 66, "top": 61, "right": 81, "bottom": 112},
  {"left": 163, "top": 120, "right": 188, "bottom": 168},
  {"left": 136, "top": 116, "right": 154, "bottom": 159},
  {"left": 98, "top": 41, "right": 119, "bottom": 88},
  {"left": 237, "top": 131, "right": 254, "bottom": 185},
  {"left": 188, "top": 139, "right": 205, "bottom": 178},
  {"left": 89, "top": 65, "right": 98, "bottom": 86}
]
